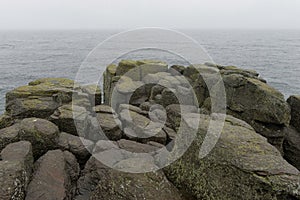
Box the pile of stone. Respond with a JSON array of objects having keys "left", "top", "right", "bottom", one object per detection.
[{"left": 0, "top": 60, "right": 299, "bottom": 200}]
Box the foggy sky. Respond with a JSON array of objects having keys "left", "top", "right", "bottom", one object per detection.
[{"left": 0, "top": 0, "right": 299, "bottom": 30}]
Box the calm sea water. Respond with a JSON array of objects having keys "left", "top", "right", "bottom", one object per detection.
[{"left": 0, "top": 30, "right": 300, "bottom": 114}]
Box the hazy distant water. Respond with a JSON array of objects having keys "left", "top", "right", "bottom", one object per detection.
[{"left": 0, "top": 30, "right": 300, "bottom": 114}]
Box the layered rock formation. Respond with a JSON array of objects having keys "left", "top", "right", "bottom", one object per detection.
[{"left": 0, "top": 60, "right": 299, "bottom": 200}]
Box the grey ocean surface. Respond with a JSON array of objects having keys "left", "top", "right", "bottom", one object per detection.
[{"left": 0, "top": 30, "right": 300, "bottom": 114}]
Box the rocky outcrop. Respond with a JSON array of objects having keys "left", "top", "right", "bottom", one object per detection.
[
  {"left": 0, "top": 60, "right": 299, "bottom": 199},
  {"left": 26, "top": 150, "right": 80, "bottom": 200},
  {"left": 0, "top": 141, "right": 33, "bottom": 200},
  {"left": 164, "top": 113, "right": 300, "bottom": 200},
  {"left": 103, "top": 61, "right": 291, "bottom": 152}
]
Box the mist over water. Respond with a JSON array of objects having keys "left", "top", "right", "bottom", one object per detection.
[{"left": 0, "top": 30, "right": 299, "bottom": 114}]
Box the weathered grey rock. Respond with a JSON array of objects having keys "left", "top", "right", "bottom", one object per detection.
[
  {"left": 19, "top": 118, "right": 59, "bottom": 158},
  {"left": 103, "top": 64, "right": 117, "bottom": 104},
  {"left": 164, "top": 114, "right": 300, "bottom": 200},
  {"left": 76, "top": 155, "right": 182, "bottom": 200},
  {"left": 223, "top": 73, "right": 291, "bottom": 151},
  {"left": 0, "top": 113, "right": 13, "bottom": 129},
  {"left": 6, "top": 97, "right": 60, "bottom": 119},
  {"left": 224, "top": 75, "right": 291, "bottom": 125},
  {"left": 71, "top": 92, "right": 93, "bottom": 110},
  {"left": 93, "top": 140, "right": 118, "bottom": 153},
  {"left": 58, "top": 132, "right": 94, "bottom": 163},
  {"left": 26, "top": 150, "right": 80, "bottom": 200},
  {"left": 116, "top": 60, "right": 140, "bottom": 80},
  {"left": 159, "top": 89, "right": 180, "bottom": 107},
  {"left": 169, "top": 65, "right": 185, "bottom": 75},
  {"left": 120, "top": 109, "right": 150, "bottom": 132},
  {"left": 284, "top": 126, "right": 300, "bottom": 171},
  {"left": 105, "top": 60, "right": 168, "bottom": 106},
  {"left": 150, "top": 84, "right": 165, "bottom": 100},
  {"left": 6, "top": 78, "right": 77, "bottom": 119},
  {"left": 81, "top": 84, "right": 102, "bottom": 106},
  {"left": 117, "top": 139, "right": 160, "bottom": 153},
  {"left": 119, "top": 103, "right": 148, "bottom": 115},
  {"left": 138, "top": 60, "right": 168, "bottom": 79},
  {"left": 287, "top": 95, "right": 300, "bottom": 132},
  {"left": 90, "top": 168, "right": 183, "bottom": 200},
  {"left": 93, "top": 104, "right": 116, "bottom": 114},
  {"left": 140, "top": 101, "right": 155, "bottom": 111},
  {"left": 96, "top": 111, "right": 122, "bottom": 141},
  {"left": 111, "top": 76, "right": 145, "bottom": 107},
  {"left": 0, "top": 123, "right": 20, "bottom": 151},
  {"left": 50, "top": 104, "right": 89, "bottom": 136},
  {"left": 166, "top": 104, "right": 199, "bottom": 129},
  {"left": 0, "top": 141, "right": 33, "bottom": 200}
]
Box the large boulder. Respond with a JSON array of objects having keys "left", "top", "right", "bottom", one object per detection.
[
  {"left": 224, "top": 75, "right": 290, "bottom": 125},
  {"left": 76, "top": 140, "right": 182, "bottom": 200},
  {"left": 76, "top": 139, "right": 168, "bottom": 199},
  {"left": 26, "top": 150, "right": 80, "bottom": 200},
  {"left": 5, "top": 78, "right": 76, "bottom": 119},
  {"left": 183, "top": 64, "right": 291, "bottom": 150},
  {"left": 223, "top": 73, "right": 291, "bottom": 152},
  {"left": 90, "top": 167, "right": 183, "bottom": 200},
  {"left": 164, "top": 114, "right": 300, "bottom": 199},
  {"left": 0, "top": 141, "right": 33, "bottom": 200},
  {"left": 287, "top": 95, "right": 300, "bottom": 132},
  {"left": 5, "top": 78, "right": 99, "bottom": 119},
  {"left": 283, "top": 126, "right": 300, "bottom": 170},
  {"left": 19, "top": 118, "right": 59, "bottom": 158}
]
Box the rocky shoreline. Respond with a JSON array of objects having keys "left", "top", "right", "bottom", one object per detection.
[{"left": 0, "top": 60, "right": 300, "bottom": 200}]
